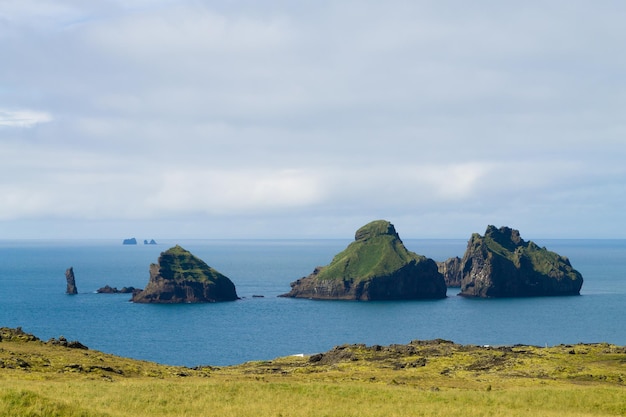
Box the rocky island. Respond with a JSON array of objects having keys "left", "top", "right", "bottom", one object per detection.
[
  {"left": 97, "top": 285, "right": 141, "bottom": 295},
  {"left": 280, "top": 220, "right": 446, "bottom": 300},
  {"left": 65, "top": 267, "right": 78, "bottom": 295},
  {"left": 452, "top": 226, "right": 584, "bottom": 297},
  {"left": 131, "top": 245, "right": 238, "bottom": 303}
]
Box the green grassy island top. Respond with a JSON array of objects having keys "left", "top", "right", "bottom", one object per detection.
[
  {"left": 133, "top": 245, "right": 238, "bottom": 303},
  {"left": 154, "top": 245, "right": 229, "bottom": 284},
  {"left": 314, "top": 220, "right": 428, "bottom": 283}
]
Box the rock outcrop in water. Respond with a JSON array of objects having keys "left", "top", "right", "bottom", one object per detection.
[
  {"left": 280, "top": 220, "right": 446, "bottom": 300},
  {"left": 131, "top": 245, "right": 238, "bottom": 303},
  {"left": 97, "top": 285, "right": 141, "bottom": 295},
  {"left": 122, "top": 238, "right": 137, "bottom": 245},
  {"left": 437, "top": 257, "right": 463, "bottom": 287},
  {"left": 65, "top": 267, "right": 78, "bottom": 295},
  {"left": 458, "top": 226, "right": 584, "bottom": 298}
]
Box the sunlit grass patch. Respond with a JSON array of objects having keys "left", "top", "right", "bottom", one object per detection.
[{"left": 1, "top": 328, "right": 624, "bottom": 416}]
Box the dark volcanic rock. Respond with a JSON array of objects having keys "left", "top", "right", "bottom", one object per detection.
[
  {"left": 47, "top": 335, "right": 89, "bottom": 349},
  {"left": 458, "top": 226, "right": 584, "bottom": 298},
  {"left": 437, "top": 257, "right": 463, "bottom": 287},
  {"left": 65, "top": 267, "right": 78, "bottom": 295},
  {"left": 131, "top": 245, "right": 238, "bottom": 303},
  {"left": 280, "top": 220, "right": 446, "bottom": 300},
  {"left": 97, "top": 285, "right": 141, "bottom": 294}
]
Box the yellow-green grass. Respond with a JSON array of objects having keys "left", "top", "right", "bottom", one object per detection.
[
  {"left": 1, "top": 328, "right": 625, "bottom": 417},
  {"left": 3, "top": 379, "right": 625, "bottom": 417}
]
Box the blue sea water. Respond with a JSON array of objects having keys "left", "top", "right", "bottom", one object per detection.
[{"left": 0, "top": 239, "right": 624, "bottom": 367}]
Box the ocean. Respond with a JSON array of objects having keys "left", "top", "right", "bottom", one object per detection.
[{"left": 0, "top": 238, "right": 624, "bottom": 367}]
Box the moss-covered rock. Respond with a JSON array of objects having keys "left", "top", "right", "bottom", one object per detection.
[
  {"left": 280, "top": 220, "right": 446, "bottom": 300},
  {"left": 458, "top": 226, "right": 584, "bottom": 297},
  {"left": 132, "top": 245, "right": 238, "bottom": 303}
]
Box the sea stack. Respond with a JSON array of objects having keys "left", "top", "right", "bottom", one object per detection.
[
  {"left": 458, "top": 226, "right": 584, "bottom": 298},
  {"left": 280, "top": 220, "right": 447, "bottom": 300},
  {"left": 131, "top": 245, "right": 238, "bottom": 303},
  {"left": 65, "top": 267, "right": 78, "bottom": 295}
]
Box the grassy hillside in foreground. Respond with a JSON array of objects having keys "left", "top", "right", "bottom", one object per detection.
[{"left": 1, "top": 327, "right": 625, "bottom": 417}]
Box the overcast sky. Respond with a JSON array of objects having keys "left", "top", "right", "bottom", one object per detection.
[{"left": 1, "top": 0, "right": 625, "bottom": 240}]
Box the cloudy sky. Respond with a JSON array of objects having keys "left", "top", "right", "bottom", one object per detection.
[{"left": 1, "top": 1, "right": 625, "bottom": 239}]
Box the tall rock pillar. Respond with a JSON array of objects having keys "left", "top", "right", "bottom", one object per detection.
[{"left": 65, "top": 267, "right": 78, "bottom": 295}]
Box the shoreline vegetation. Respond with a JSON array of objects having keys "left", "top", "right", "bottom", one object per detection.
[{"left": 1, "top": 327, "right": 624, "bottom": 416}]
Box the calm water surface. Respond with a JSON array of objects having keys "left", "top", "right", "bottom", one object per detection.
[{"left": 0, "top": 239, "right": 624, "bottom": 366}]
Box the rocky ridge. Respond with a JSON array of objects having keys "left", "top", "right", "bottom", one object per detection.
[{"left": 3, "top": 326, "right": 624, "bottom": 387}]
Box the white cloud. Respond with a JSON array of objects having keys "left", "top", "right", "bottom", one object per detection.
[
  {"left": 0, "top": 109, "right": 52, "bottom": 127},
  {"left": 86, "top": 6, "right": 292, "bottom": 59},
  {"left": 154, "top": 169, "right": 324, "bottom": 215},
  {"left": 0, "top": 140, "right": 325, "bottom": 220},
  {"left": 1, "top": 1, "right": 626, "bottom": 237},
  {"left": 402, "top": 163, "right": 492, "bottom": 201},
  {"left": 0, "top": 0, "right": 79, "bottom": 25}
]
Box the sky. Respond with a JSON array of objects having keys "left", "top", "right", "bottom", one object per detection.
[{"left": 1, "top": 0, "right": 625, "bottom": 240}]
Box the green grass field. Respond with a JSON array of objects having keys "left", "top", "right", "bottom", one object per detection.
[{"left": 1, "top": 327, "right": 624, "bottom": 416}]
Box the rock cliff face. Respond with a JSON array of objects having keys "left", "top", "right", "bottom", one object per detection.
[
  {"left": 437, "top": 257, "right": 463, "bottom": 287},
  {"left": 458, "top": 226, "right": 584, "bottom": 298},
  {"left": 280, "top": 220, "right": 446, "bottom": 300},
  {"left": 65, "top": 267, "right": 78, "bottom": 295},
  {"left": 131, "top": 245, "right": 238, "bottom": 303}
]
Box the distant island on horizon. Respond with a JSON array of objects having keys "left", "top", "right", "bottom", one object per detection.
[{"left": 122, "top": 238, "right": 158, "bottom": 245}]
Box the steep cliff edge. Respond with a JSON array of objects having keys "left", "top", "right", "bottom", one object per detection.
[
  {"left": 131, "top": 245, "right": 238, "bottom": 303},
  {"left": 458, "top": 226, "right": 583, "bottom": 298},
  {"left": 280, "top": 220, "right": 446, "bottom": 300},
  {"left": 437, "top": 257, "right": 462, "bottom": 287}
]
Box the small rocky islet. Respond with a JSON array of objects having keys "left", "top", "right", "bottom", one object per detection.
[
  {"left": 131, "top": 245, "right": 239, "bottom": 303},
  {"left": 65, "top": 267, "right": 78, "bottom": 295},
  {"left": 122, "top": 238, "right": 157, "bottom": 245},
  {"left": 439, "top": 225, "right": 584, "bottom": 297},
  {"left": 280, "top": 220, "right": 447, "bottom": 300},
  {"left": 96, "top": 285, "right": 141, "bottom": 295}
]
